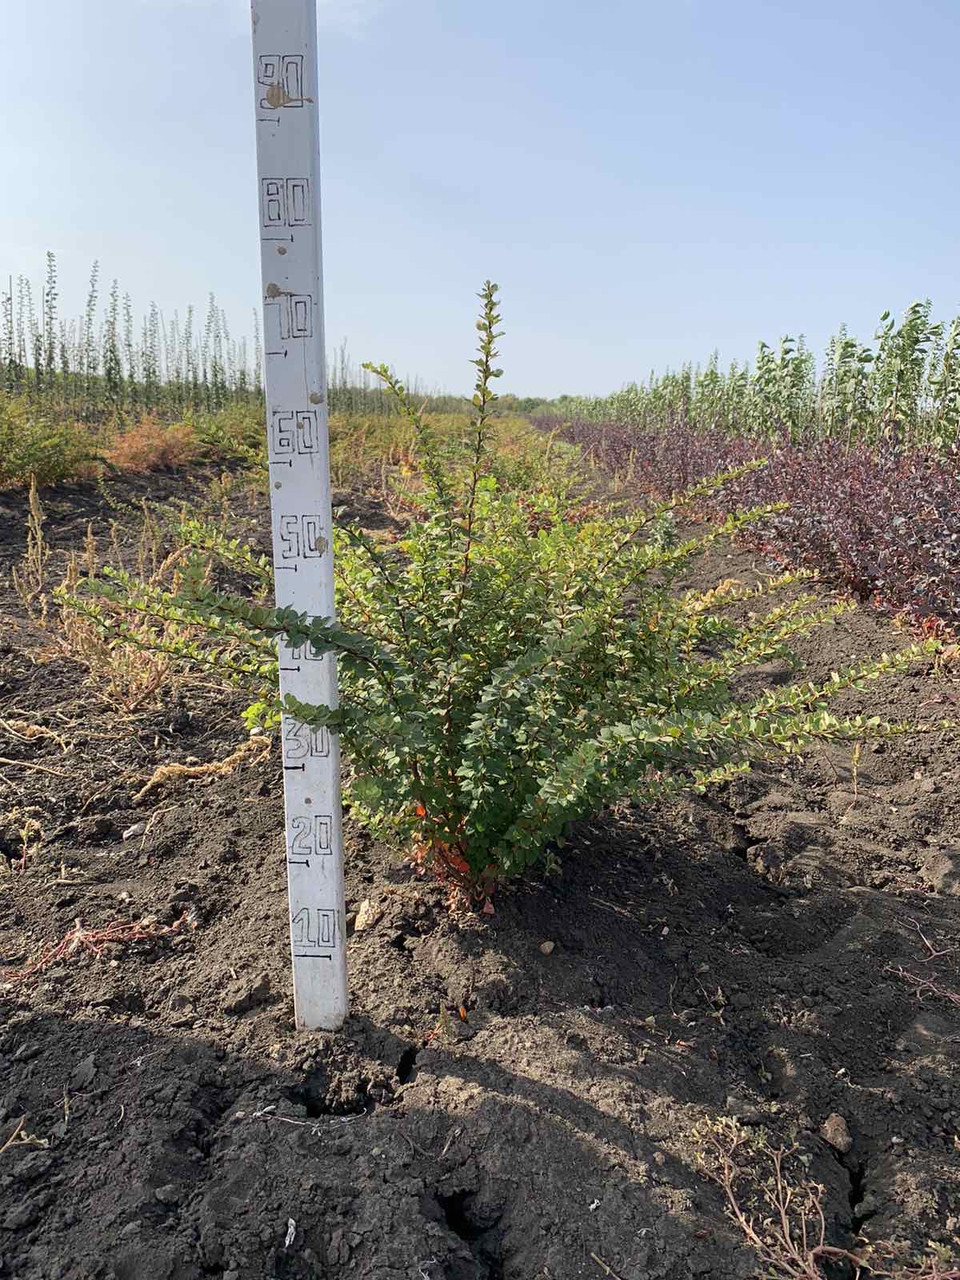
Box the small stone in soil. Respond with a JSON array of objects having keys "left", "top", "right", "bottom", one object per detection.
[
  {"left": 820, "top": 1113, "right": 853, "bottom": 1153},
  {"left": 3, "top": 1202, "right": 39, "bottom": 1230},
  {"left": 77, "top": 816, "right": 116, "bottom": 842},
  {"left": 920, "top": 847, "right": 960, "bottom": 896},
  {"left": 222, "top": 972, "right": 271, "bottom": 1016},
  {"left": 354, "top": 899, "right": 382, "bottom": 931},
  {"left": 726, "top": 1096, "right": 763, "bottom": 1124}
]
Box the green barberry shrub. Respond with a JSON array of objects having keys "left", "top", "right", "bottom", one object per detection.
[
  {"left": 0, "top": 396, "right": 103, "bottom": 487},
  {"left": 71, "top": 283, "right": 944, "bottom": 900}
]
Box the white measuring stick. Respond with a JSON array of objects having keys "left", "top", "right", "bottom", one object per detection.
[{"left": 250, "top": 0, "right": 347, "bottom": 1029}]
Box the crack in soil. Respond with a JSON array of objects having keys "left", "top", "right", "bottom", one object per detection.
[
  {"left": 847, "top": 1158, "right": 876, "bottom": 1235},
  {"left": 396, "top": 1045, "right": 419, "bottom": 1084},
  {"left": 287, "top": 1071, "right": 371, "bottom": 1118},
  {"left": 438, "top": 1190, "right": 505, "bottom": 1280}
]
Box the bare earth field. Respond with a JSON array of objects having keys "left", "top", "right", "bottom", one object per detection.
[{"left": 2, "top": 472, "right": 960, "bottom": 1280}]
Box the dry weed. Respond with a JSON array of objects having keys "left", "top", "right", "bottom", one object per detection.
[
  {"left": 695, "top": 1118, "right": 960, "bottom": 1279},
  {"left": 10, "top": 478, "right": 50, "bottom": 607},
  {"left": 104, "top": 417, "right": 200, "bottom": 473},
  {"left": 1, "top": 913, "right": 194, "bottom": 986},
  {"left": 0, "top": 1119, "right": 49, "bottom": 1156},
  {"left": 1, "top": 806, "right": 43, "bottom": 871},
  {"left": 134, "top": 735, "right": 271, "bottom": 804},
  {"left": 0, "top": 719, "right": 68, "bottom": 749}
]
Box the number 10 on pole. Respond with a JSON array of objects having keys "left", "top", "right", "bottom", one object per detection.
[{"left": 250, "top": 0, "right": 348, "bottom": 1030}]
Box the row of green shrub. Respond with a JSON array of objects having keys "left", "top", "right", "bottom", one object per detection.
[{"left": 539, "top": 300, "right": 960, "bottom": 448}]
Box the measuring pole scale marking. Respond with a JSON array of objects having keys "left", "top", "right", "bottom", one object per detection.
[{"left": 250, "top": 0, "right": 348, "bottom": 1030}]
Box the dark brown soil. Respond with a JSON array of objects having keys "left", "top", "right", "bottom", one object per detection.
[{"left": 2, "top": 472, "right": 960, "bottom": 1280}]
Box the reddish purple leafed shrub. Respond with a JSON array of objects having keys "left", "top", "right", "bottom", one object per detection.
[{"left": 551, "top": 418, "right": 960, "bottom": 632}]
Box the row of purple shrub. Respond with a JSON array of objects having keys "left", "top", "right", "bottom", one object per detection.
[{"left": 548, "top": 418, "right": 960, "bottom": 633}]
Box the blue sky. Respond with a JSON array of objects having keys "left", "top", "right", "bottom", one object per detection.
[{"left": 4, "top": 0, "right": 959, "bottom": 396}]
